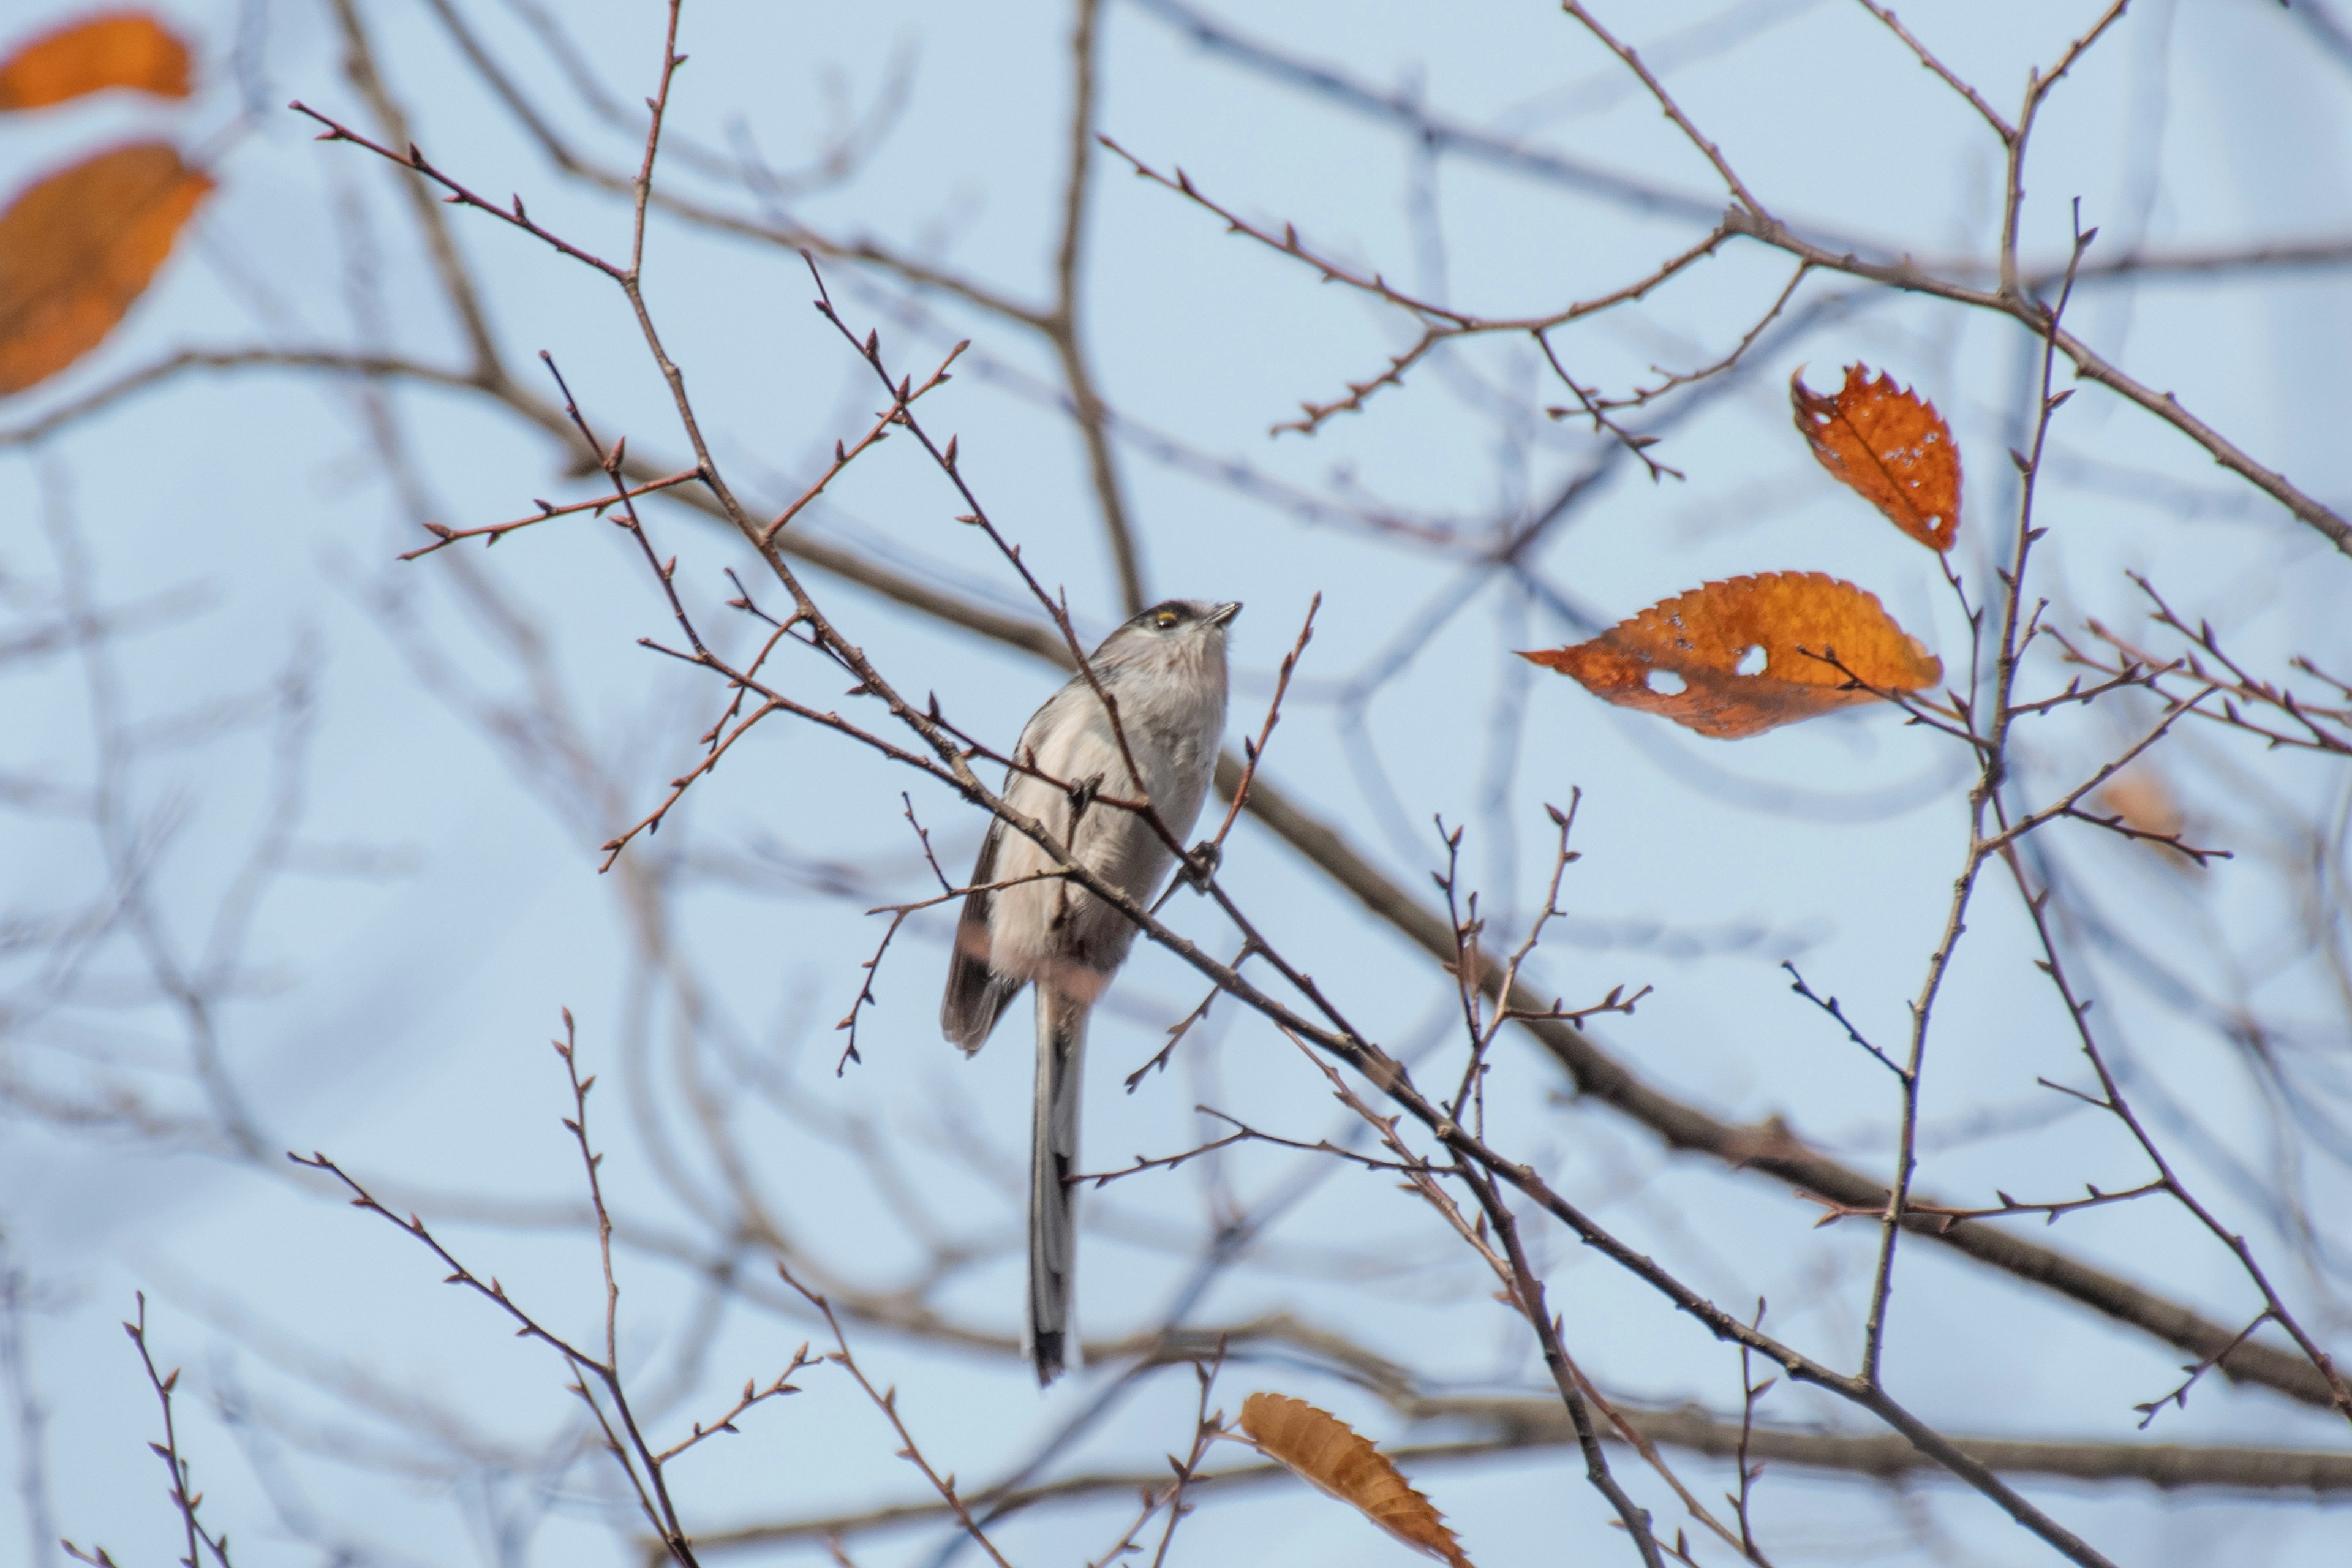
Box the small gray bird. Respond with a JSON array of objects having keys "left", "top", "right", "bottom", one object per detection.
[{"left": 942, "top": 598, "right": 1239, "bottom": 1384}]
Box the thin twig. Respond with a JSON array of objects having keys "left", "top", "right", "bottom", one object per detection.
[{"left": 777, "top": 1266, "right": 1018, "bottom": 1568}]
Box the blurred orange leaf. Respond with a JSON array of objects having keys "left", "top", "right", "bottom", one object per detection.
[
  {"left": 1240, "top": 1392, "right": 1471, "bottom": 1567},
  {"left": 2093, "top": 769, "right": 2184, "bottom": 842},
  {"left": 1521, "top": 572, "right": 1942, "bottom": 739},
  {"left": 1792, "top": 364, "right": 1961, "bottom": 551},
  {"left": 0, "top": 12, "right": 192, "bottom": 110},
  {"left": 2092, "top": 767, "right": 2205, "bottom": 864},
  {"left": 0, "top": 141, "right": 213, "bottom": 395}
]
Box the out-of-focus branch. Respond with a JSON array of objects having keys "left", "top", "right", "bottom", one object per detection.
[
  {"left": 690, "top": 1413, "right": 2352, "bottom": 1555},
  {"left": 1556, "top": 0, "right": 1762, "bottom": 213},
  {"left": 326, "top": 0, "right": 509, "bottom": 388},
  {"left": 1137, "top": 0, "right": 2352, "bottom": 293},
  {"left": 0, "top": 349, "right": 488, "bottom": 448},
  {"left": 418, "top": 0, "right": 1049, "bottom": 326},
  {"left": 1050, "top": 0, "right": 1148, "bottom": 614},
  {"left": 1123, "top": 0, "right": 1784, "bottom": 232}
]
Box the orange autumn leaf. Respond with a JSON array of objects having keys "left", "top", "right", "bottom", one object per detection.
[
  {"left": 1240, "top": 1392, "right": 1471, "bottom": 1567},
  {"left": 0, "top": 141, "right": 213, "bottom": 396},
  {"left": 1792, "top": 364, "right": 1961, "bottom": 551},
  {"left": 1520, "top": 572, "right": 1942, "bottom": 739},
  {"left": 0, "top": 12, "right": 192, "bottom": 111}
]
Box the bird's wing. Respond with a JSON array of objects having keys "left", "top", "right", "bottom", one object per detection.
[{"left": 940, "top": 813, "right": 1020, "bottom": 1052}]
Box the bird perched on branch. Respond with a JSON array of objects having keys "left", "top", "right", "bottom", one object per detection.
[{"left": 941, "top": 598, "right": 1239, "bottom": 1384}]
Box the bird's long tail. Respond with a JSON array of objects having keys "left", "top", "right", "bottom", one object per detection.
[{"left": 1028, "top": 982, "right": 1090, "bottom": 1384}]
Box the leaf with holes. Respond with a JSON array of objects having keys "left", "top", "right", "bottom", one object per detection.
[
  {"left": 1521, "top": 572, "right": 1942, "bottom": 739},
  {"left": 0, "top": 12, "right": 192, "bottom": 111},
  {"left": 1240, "top": 1392, "right": 1471, "bottom": 1567},
  {"left": 1792, "top": 364, "right": 1961, "bottom": 550},
  {"left": 0, "top": 141, "right": 213, "bottom": 396}
]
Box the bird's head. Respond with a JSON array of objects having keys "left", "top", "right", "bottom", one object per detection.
[{"left": 1090, "top": 598, "right": 1242, "bottom": 680}]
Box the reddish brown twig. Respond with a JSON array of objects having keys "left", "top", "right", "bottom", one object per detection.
[
  {"left": 763, "top": 342, "right": 967, "bottom": 545},
  {"left": 62, "top": 1295, "right": 235, "bottom": 1568},
  {"left": 1730, "top": 1301, "right": 1775, "bottom": 1564},
  {"left": 1084, "top": 1349, "right": 1225, "bottom": 1568},
  {"left": 290, "top": 100, "right": 627, "bottom": 279},
  {"left": 290, "top": 1013, "right": 808, "bottom": 1564},
  {"left": 834, "top": 868, "right": 1071, "bottom": 1072},
  {"left": 1147, "top": 592, "right": 1321, "bottom": 918},
  {"left": 1797, "top": 1180, "right": 2168, "bottom": 1233},
  {"left": 1099, "top": 136, "right": 1733, "bottom": 439},
  {"left": 1855, "top": 211, "right": 2098, "bottom": 1396},
  {"left": 399, "top": 467, "right": 704, "bottom": 560},
  {"left": 1123, "top": 941, "right": 1255, "bottom": 1091},
  {"left": 775, "top": 1265, "right": 1016, "bottom": 1568},
  {"left": 2133, "top": 1313, "right": 2274, "bottom": 1430}
]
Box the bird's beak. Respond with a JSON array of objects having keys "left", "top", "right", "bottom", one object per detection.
[{"left": 1208, "top": 601, "right": 1243, "bottom": 626}]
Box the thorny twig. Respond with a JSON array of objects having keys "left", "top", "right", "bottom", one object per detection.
[
  {"left": 1100, "top": 137, "right": 1733, "bottom": 442},
  {"left": 1457, "top": 1160, "right": 1668, "bottom": 1567},
  {"left": 1170, "top": 594, "right": 1321, "bottom": 899},
  {"left": 764, "top": 344, "right": 968, "bottom": 546},
  {"left": 1077, "top": 1107, "right": 1423, "bottom": 1187},
  {"left": 2057, "top": 576, "right": 2352, "bottom": 759},
  {"left": 1996, "top": 851, "right": 2352, "bottom": 1427},
  {"left": 1731, "top": 1301, "right": 1774, "bottom": 1565},
  {"left": 1855, "top": 210, "right": 2097, "bottom": 1393},
  {"left": 400, "top": 468, "right": 704, "bottom": 560},
  {"left": 835, "top": 867, "right": 1072, "bottom": 1072},
  {"left": 1123, "top": 942, "right": 1254, "bottom": 1091},
  {"left": 776, "top": 1265, "right": 1017, "bottom": 1568},
  {"left": 1798, "top": 1180, "right": 2169, "bottom": 1234},
  {"left": 1147, "top": 1354, "right": 1224, "bottom": 1568},
  {"left": 1270, "top": 1034, "right": 1670, "bottom": 1567},
  {"left": 1781, "top": 963, "right": 1903, "bottom": 1080},
  {"left": 1437, "top": 800, "right": 1646, "bottom": 1134},
  {"left": 290, "top": 1015, "right": 809, "bottom": 1565},
  {"left": 62, "top": 1295, "right": 235, "bottom": 1568},
  {"left": 540, "top": 351, "right": 706, "bottom": 658},
  {"left": 2132, "top": 1313, "right": 2274, "bottom": 1431},
  {"left": 1082, "top": 1350, "right": 1224, "bottom": 1568}
]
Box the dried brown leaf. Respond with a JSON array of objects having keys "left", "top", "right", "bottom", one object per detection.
[
  {"left": 1792, "top": 364, "right": 1961, "bottom": 550},
  {"left": 0, "top": 12, "right": 192, "bottom": 111},
  {"left": 1240, "top": 1392, "right": 1471, "bottom": 1567},
  {"left": 1521, "top": 571, "right": 1942, "bottom": 739},
  {"left": 0, "top": 141, "right": 213, "bottom": 396}
]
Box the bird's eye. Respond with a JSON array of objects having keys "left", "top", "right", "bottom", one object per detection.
[{"left": 1153, "top": 609, "right": 1180, "bottom": 629}]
